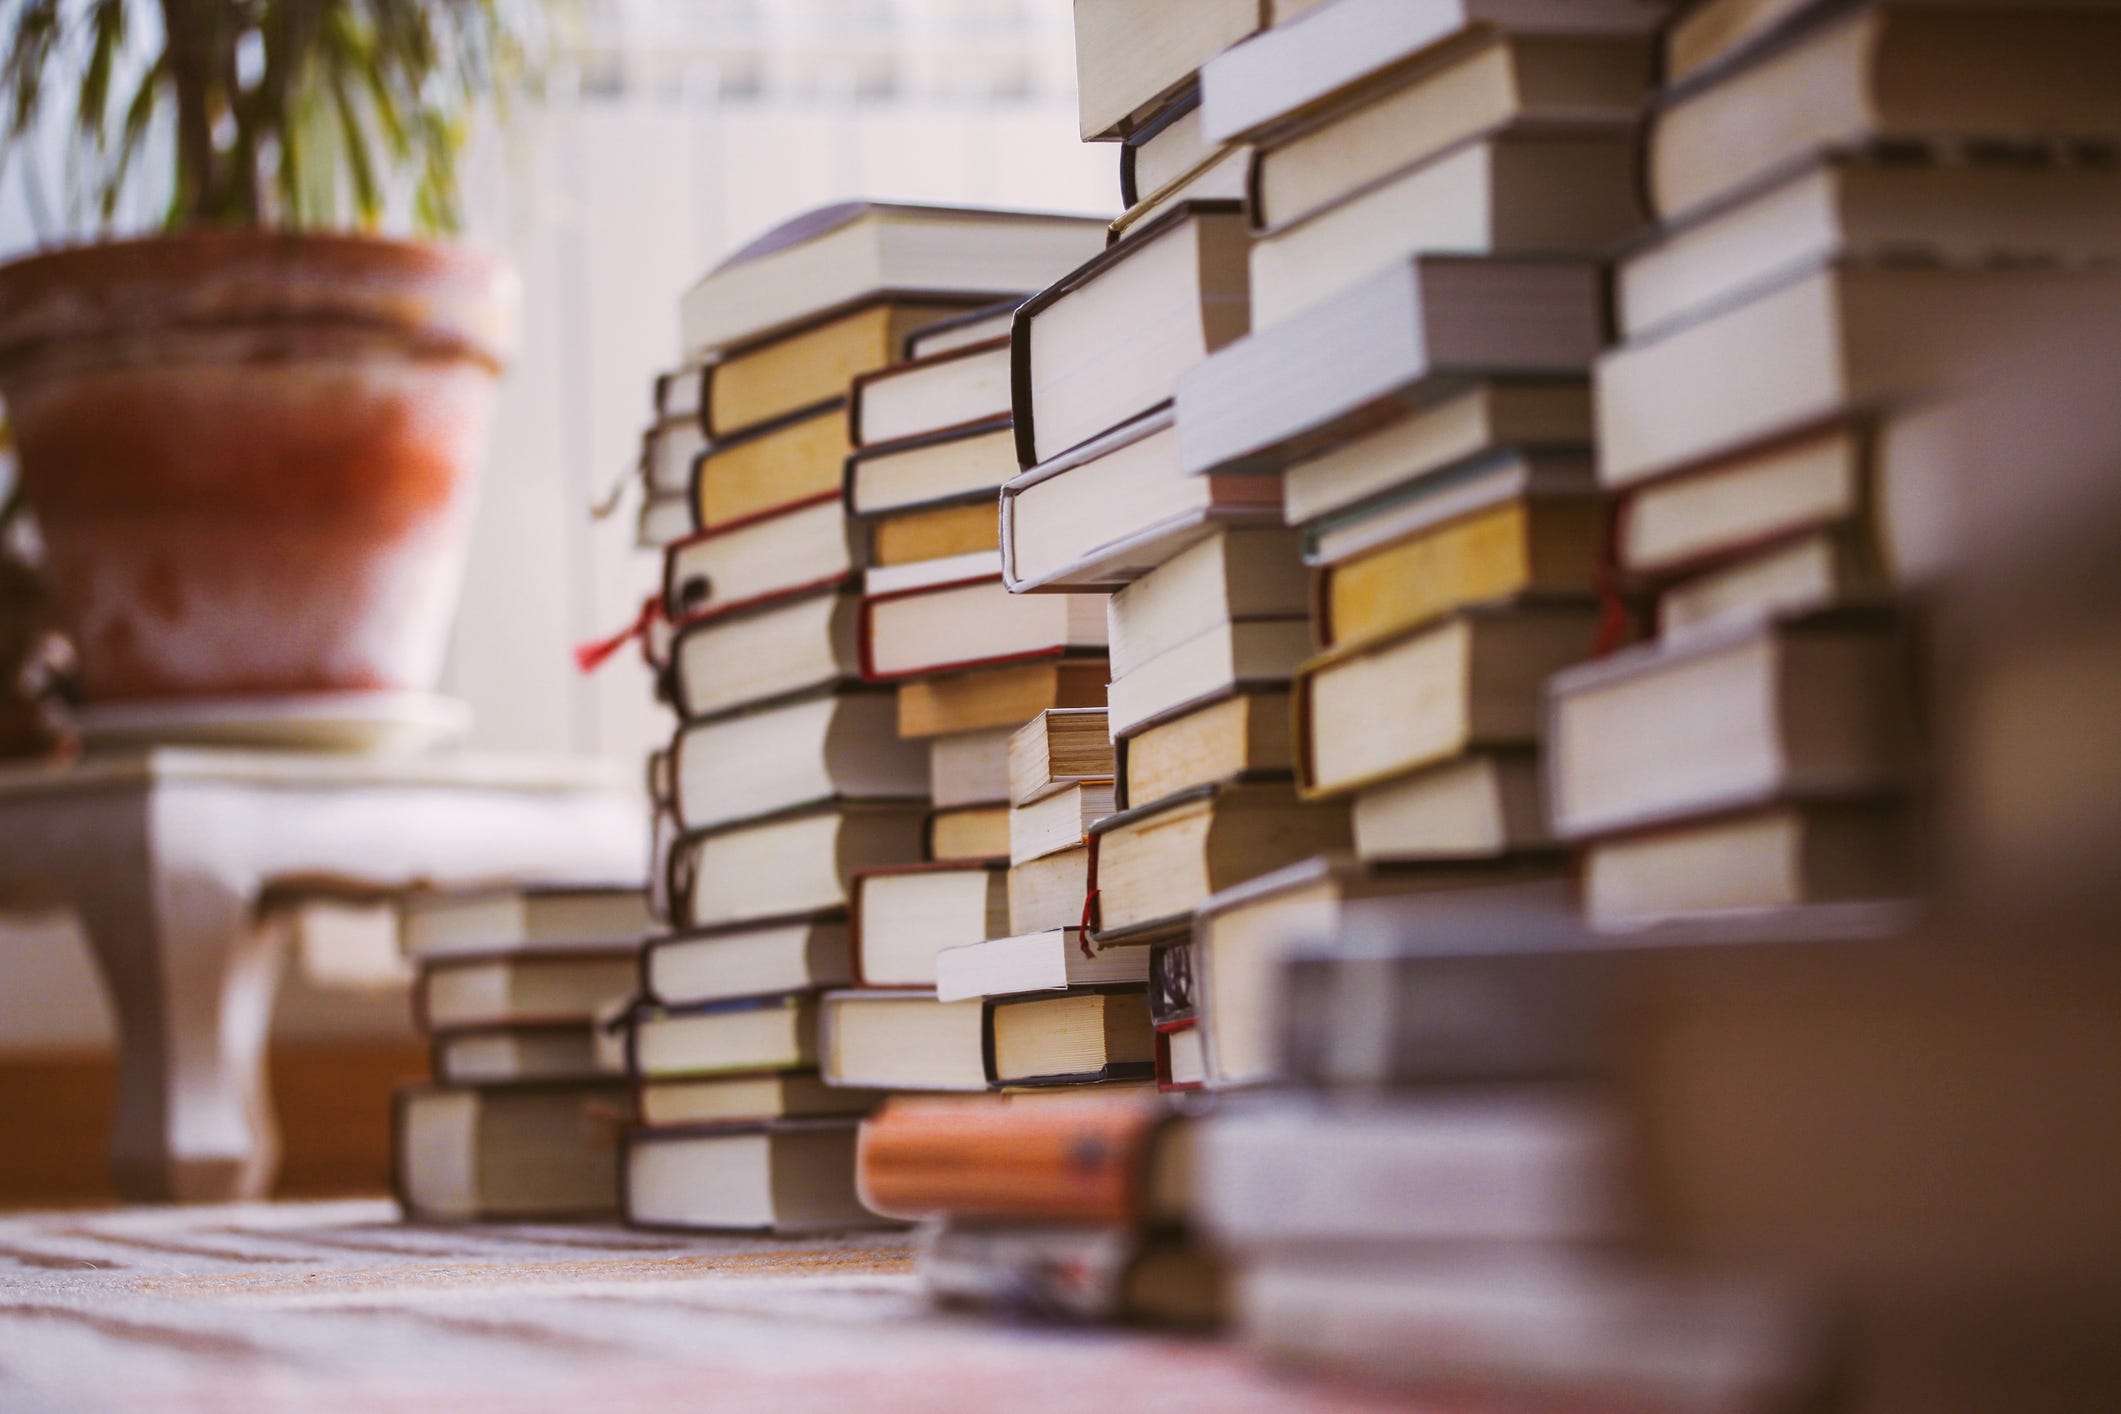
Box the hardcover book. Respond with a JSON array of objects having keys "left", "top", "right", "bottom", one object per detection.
[
  {"left": 855, "top": 1093, "right": 1179, "bottom": 1222},
  {"left": 623, "top": 1118, "right": 891, "bottom": 1233},
  {"left": 394, "top": 1081, "right": 630, "bottom": 1223}
]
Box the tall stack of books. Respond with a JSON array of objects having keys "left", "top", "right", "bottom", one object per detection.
[
  {"left": 1021, "top": 6, "right": 1415, "bottom": 1101},
  {"left": 1173, "top": 0, "right": 2121, "bottom": 1403},
  {"left": 812, "top": 253, "right": 1124, "bottom": 1103},
  {"left": 392, "top": 884, "right": 650, "bottom": 1222},
  {"left": 1545, "top": 0, "right": 2121, "bottom": 933},
  {"left": 1136, "top": 0, "right": 1665, "bottom": 1089},
  {"left": 617, "top": 203, "right": 1107, "bottom": 1231}
]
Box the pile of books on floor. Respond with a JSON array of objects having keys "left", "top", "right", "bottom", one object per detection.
[
  {"left": 819, "top": 278, "right": 1118, "bottom": 1103},
  {"left": 1550, "top": 0, "right": 2121, "bottom": 932},
  {"left": 990, "top": 0, "right": 1661, "bottom": 1108},
  {"left": 622, "top": 201, "right": 1108, "bottom": 1231},
  {"left": 391, "top": 883, "right": 650, "bottom": 1221},
  {"left": 855, "top": 0, "right": 2121, "bottom": 1393},
  {"left": 1159, "top": 0, "right": 1666, "bottom": 1092},
  {"left": 1168, "top": 0, "right": 2116, "bottom": 1405}
]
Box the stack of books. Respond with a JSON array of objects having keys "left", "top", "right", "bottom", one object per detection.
[
  {"left": 1018, "top": 11, "right": 1402, "bottom": 1103},
  {"left": 1547, "top": 0, "right": 2121, "bottom": 933},
  {"left": 622, "top": 202, "right": 1107, "bottom": 1232},
  {"left": 909, "top": 705, "right": 1158, "bottom": 1097},
  {"left": 1136, "top": 0, "right": 1667, "bottom": 1089},
  {"left": 811, "top": 215, "right": 1116, "bottom": 1102},
  {"left": 391, "top": 884, "right": 650, "bottom": 1222}
]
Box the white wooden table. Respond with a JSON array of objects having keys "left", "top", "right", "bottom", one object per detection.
[{"left": 0, "top": 749, "right": 643, "bottom": 1203}]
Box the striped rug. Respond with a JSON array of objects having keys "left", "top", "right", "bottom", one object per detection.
[{"left": 0, "top": 1200, "right": 1405, "bottom": 1412}]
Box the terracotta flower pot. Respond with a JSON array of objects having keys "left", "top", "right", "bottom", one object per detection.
[{"left": 0, "top": 232, "right": 517, "bottom": 702}]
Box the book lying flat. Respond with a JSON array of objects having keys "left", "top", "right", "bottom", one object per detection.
[
  {"left": 1108, "top": 526, "right": 1309, "bottom": 679},
  {"left": 662, "top": 498, "right": 858, "bottom": 623},
  {"left": 623, "top": 1118, "right": 893, "bottom": 1234},
  {"left": 1194, "top": 853, "right": 1558, "bottom": 1087},
  {"left": 851, "top": 862, "right": 1011, "bottom": 989},
  {"left": 905, "top": 299, "right": 1021, "bottom": 361},
  {"left": 932, "top": 724, "right": 1016, "bottom": 809},
  {"left": 1090, "top": 782, "right": 1352, "bottom": 941},
  {"left": 1648, "top": 4, "right": 2121, "bottom": 224},
  {"left": 431, "top": 1022, "right": 618, "bottom": 1087},
  {"left": 1001, "top": 404, "right": 1282, "bottom": 593},
  {"left": 860, "top": 574, "right": 1108, "bottom": 682},
  {"left": 666, "top": 586, "right": 861, "bottom": 723},
  {"left": 1544, "top": 612, "right": 1918, "bottom": 840},
  {"left": 642, "top": 912, "right": 852, "bottom": 1009},
  {"left": 705, "top": 297, "right": 974, "bottom": 439},
  {"left": 934, "top": 927, "right": 1149, "bottom": 1004},
  {"left": 852, "top": 337, "right": 1014, "bottom": 448},
  {"left": 1249, "top": 126, "right": 1643, "bottom": 332},
  {"left": 394, "top": 1081, "right": 629, "bottom": 1222},
  {"left": 985, "top": 987, "right": 1156, "bottom": 1087},
  {"left": 1596, "top": 263, "right": 2121, "bottom": 491},
  {"left": 1074, "top": 0, "right": 1264, "bottom": 142},
  {"left": 1282, "top": 377, "right": 1592, "bottom": 529},
  {"left": 1295, "top": 601, "right": 1602, "bottom": 799},
  {"left": 845, "top": 422, "right": 1019, "bottom": 519},
  {"left": 1013, "top": 203, "right": 1251, "bottom": 467},
  {"left": 669, "top": 801, "right": 929, "bottom": 931},
  {"left": 1191, "top": 1091, "right": 1627, "bottom": 1246},
  {"left": 670, "top": 689, "right": 926, "bottom": 832},
  {"left": 414, "top": 948, "right": 639, "bottom": 1033},
  {"left": 1585, "top": 799, "right": 1916, "bottom": 930},
  {"left": 820, "top": 988, "right": 991, "bottom": 1092},
  {"left": 399, "top": 884, "right": 651, "bottom": 962},
  {"left": 1199, "top": 0, "right": 1665, "bottom": 143},
  {"left": 857, "top": 1093, "right": 1180, "bottom": 1223},
  {"left": 1351, "top": 747, "right": 1551, "bottom": 862},
  {"left": 1121, "top": 689, "right": 1294, "bottom": 813},
  {"left": 636, "top": 1070, "right": 880, "bottom": 1129},
  {"left": 1008, "top": 844, "right": 1091, "bottom": 937},
  {"left": 1175, "top": 255, "right": 1606, "bottom": 478},
  {"left": 1009, "top": 707, "right": 1114, "bottom": 807},
  {"left": 680, "top": 201, "right": 1106, "bottom": 357},
  {"left": 690, "top": 403, "right": 851, "bottom": 533},
  {"left": 895, "top": 659, "right": 1110, "bottom": 739},
  {"left": 627, "top": 994, "right": 819, "bottom": 1082}
]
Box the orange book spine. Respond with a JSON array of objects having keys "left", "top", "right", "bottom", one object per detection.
[{"left": 855, "top": 1095, "right": 1162, "bottom": 1223}]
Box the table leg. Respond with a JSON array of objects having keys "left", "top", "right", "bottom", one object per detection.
[{"left": 71, "top": 842, "right": 286, "bottom": 1203}]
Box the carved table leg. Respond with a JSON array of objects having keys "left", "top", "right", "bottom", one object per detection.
[{"left": 67, "top": 797, "right": 286, "bottom": 1203}]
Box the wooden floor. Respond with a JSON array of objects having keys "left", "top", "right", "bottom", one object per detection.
[{"left": 0, "top": 1200, "right": 1404, "bottom": 1411}]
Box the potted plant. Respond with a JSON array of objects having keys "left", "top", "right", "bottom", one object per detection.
[{"left": 0, "top": 0, "right": 533, "bottom": 710}]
